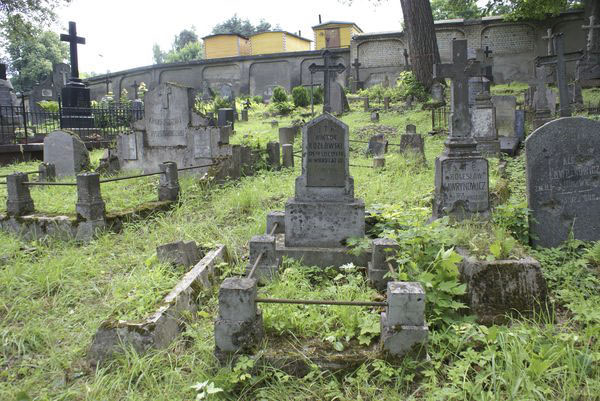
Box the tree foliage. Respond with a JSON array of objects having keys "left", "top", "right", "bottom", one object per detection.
[
  {"left": 153, "top": 27, "right": 203, "bottom": 64},
  {"left": 483, "top": 0, "right": 583, "bottom": 20},
  {"left": 0, "top": 0, "right": 71, "bottom": 26},
  {"left": 431, "top": 0, "right": 483, "bottom": 20},
  {"left": 211, "top": 14, "right": 277, "bottom": 37}
]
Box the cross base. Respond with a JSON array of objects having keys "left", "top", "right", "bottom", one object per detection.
[{"left": 443, "top": 137, "right": 479, "bottom": 157}]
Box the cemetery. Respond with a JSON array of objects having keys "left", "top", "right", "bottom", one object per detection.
[{"left": 0, "top": 1, "right": 600, "bottom": 400}]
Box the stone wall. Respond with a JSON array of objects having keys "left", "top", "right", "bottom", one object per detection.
[{"left": 85, "top": 10, "right": 586, "bottom": 98}]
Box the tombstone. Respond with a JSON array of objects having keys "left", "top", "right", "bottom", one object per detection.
[
  {"left": 219, "top": 84, "right": 233, "bottom": 103},
  {"left": 491, "top": 95, "right": 519, "bottom": 155},
  {"left": 330, "top": 82, "right": 349, "bottom": 115},
  {"left": 284, "top": 114, "right": 365, "bottom": 247},
  {"left": 131, "top": 99, "right": 144, "bottom": 121},
  {"left": 526, "top": 117, "right": 600, "bottom": 247},
  {"left": 200, "top": 81, "right": 214, "bottom": 101},
  {"left": 366, "top": 133, "right": 388, "bottom": 156},
  {"left": 531, "top": 67, "right": 554, "bottom": 129},
  {"left": 279, "top": 127, "right": 297, "bottom": 146},
  {"left": 399, "top": 124, "right": 426, "bottom": 160},
  {"left": 43, "top": 130, "right": 91, "bottom": 177},
  {"left": 60, "top": 21, "right": 94, "bottom": 129},
  {"left": 471, "top": 92, "right": 500, "bottom": 156},
  {"left": 430, "top": 82, "right": 445, "bottom": 104},
  {"left": 569, "top": 81, "right": 584, "bottom": 108},
  {"left": 432, "top": 39, "right": 490, "bottom": 220},
  {"left": 363, "top": 97, "right": 370, "bottom": 112},
  {"left": 218, "top": 108, "right": 234, "bottom": 129},
  {"left": 0, "top": 65, "right": 20, "bottom": 142},
  {"left": 96, "top": 149, "right": 120, "bottom": 175},
  {"left": 384, "top": 97, "right": 390, "bottom": 110},
  {"left": 116, "top": 82, "right": 231, "bottom": 175},
  {"left": 371, "top": 111, "right": 379, "bottom": 122}
]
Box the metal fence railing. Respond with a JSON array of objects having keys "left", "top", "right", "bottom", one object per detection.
[
  {"left": 431, "top": 105, "right": 449, "bottom": 134},
  {"left": 0, "top": 99, "right": 144, "bottom": 145}
]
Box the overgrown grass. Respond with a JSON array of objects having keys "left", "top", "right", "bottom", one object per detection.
[{"left": 0, "top": 93, "right": 599, "bottom": 400}]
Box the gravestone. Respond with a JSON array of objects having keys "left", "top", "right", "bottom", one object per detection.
[
  {"left": 526, "top": 117, "right": 600, "bottom": 247},
  {"left": 43, "top": 130, "right": 90, "bottom": 177},
  {"left": 432, "top": 39, "right": 490, "bottom": 220},
  {"left": 471, "top": 92, "right": 500, "bottom": 156},
  {"left": 367, "top": 133, "right": 388, "bottom": 156},
  {"left": 330, "top": 82, "right": 350, "bottom": 115},
  {"left": 491, "top": 95, "right": 519, "bottom": 155},
  {"left": 219, "top": 84, "right": 233, "bottom": 102},
  {"left": 285, "top": 114, "right": 364, "bottom": 247},
  {"left": 431, "top": 82, "right": 445, "bottom": 104},
  {"left": 117, "top": 82, "right": 231, "bottom": 176},
  {"left": 200, "top": 81, "right": 214, "bottom": 101},
  {"left": 531, "top": 67, "right": 554, "bottom": 129},
  {"left": 218, "top": 108, "right": 234, "bottom": 129},
  {"left": 399, "top": 124, "right": 425, "bottom": 160}
]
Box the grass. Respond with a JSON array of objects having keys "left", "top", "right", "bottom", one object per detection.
[{"left": 0, "top": 88, "right": 599, "bottom": 400}]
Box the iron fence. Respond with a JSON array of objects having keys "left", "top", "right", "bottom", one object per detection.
[
  {"left": 0, "top": 99, "right": 144, "bottom": 145},
  {"left": 431, "top": 105, "right": 449, "bottom": 134}
]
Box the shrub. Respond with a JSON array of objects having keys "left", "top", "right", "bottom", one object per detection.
[
  {"left": 396, "top": 71, "right": 428, "bottom": 101},
  {"left": 268, "top": 100, "right": 295, "bottom": 116},
  {"left": 271, "top": 86, "right": 288, "bottom": 103},
  {"left": 313, "top": 86, "right": 323, "bottom": 105},
  {"left": 37, "top": 100, "right": 59, "bottom": 113},
  {"left": 291, "top": 86, "right": 310, "bottom": 107},
  {"left": 252, "top": 95, "right": 264, "bottom": 104}
]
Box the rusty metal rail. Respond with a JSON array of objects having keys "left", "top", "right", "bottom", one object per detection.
[{"left": 255, "top": 297, "right": 387, "bottom": 307}]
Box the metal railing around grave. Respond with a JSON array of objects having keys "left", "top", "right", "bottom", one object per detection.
[
  {"left": 431, "top": 105, "right": 449, "bottom": 134},
  {"left": 0, "top": 100, "right": 144, "bottom": 145}
]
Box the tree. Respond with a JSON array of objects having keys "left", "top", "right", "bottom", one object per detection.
[
  {"left": 431, "top": 0, "right": 483, "bottom": 20},
  {"left": 211, "top": 14, "right": 277, "bottom": 37},
  {"left": 153, "top": 27, "right": 203, "bottom": 64},
  {"left": 5, "top": 22, "right": 67, "bottom": 91},
  {"left": 484, "top": 0, "right": 584, "bottom": 20},
  {"left": 0, "top": 0, "right": 72, "bottom": 26},
  {"left": 400, "top": 0, "right": 440, "bottom": 89}
]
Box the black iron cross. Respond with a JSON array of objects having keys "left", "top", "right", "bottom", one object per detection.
[
  {"left": 351, "top": 57, "right": 361, "bottom": 84},
  {"left": 104, "top": 75, "right": 111, "bottom": 94},
  {"left": 434, "top": 39, "right": 486, "bottom": 138},
  {"left": 131, "top": 80, "right": 140, "bottom": 99},
  {"left": 536, "top": 33, "right": 583, "bottom": 117},
  {"left": 244, "top": 99, "right": 251, "bottom": 110},
  {"left": 309, "top": 50, "right": 345, "bottom": 113},
  {"left": 60, "top": 21, "right": 86, "bottom": 83}
]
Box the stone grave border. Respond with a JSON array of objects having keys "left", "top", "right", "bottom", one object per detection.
[{"left": 87, "top": 244, "right": 227, "bottom": 367}]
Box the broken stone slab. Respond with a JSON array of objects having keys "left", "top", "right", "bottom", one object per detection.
[
  {"left": 87, "top": 245, "right": 227, "bottom": 367},
  {"left": 157, "top": 240, "right": 201, "bottom": 268},
  {"left": 457, "top": 248, "right": 548, "bottom": 325}
]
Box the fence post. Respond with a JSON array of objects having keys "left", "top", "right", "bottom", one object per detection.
[
  {"left": 58, "top": 96, "right": 63, "bottom": 130},
  {"left": 158, "top": 161, "right": 179, "bottom": 202},
  {"left": 6, "top": 173, "right": 34, "bottom": 216},
  {"left": 21, "top": 95, "right": 27, "bottom": 143},
  {"left": 75, "top": 172, "right": 106, "bottom": 241}
]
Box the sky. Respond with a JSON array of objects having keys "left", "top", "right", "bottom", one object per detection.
[{"left": 56, "top": 0, "right": 405, "bottom": 75}]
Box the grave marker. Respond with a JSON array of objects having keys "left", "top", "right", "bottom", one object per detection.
[
  {"left": 308, "top": 50, "right": 346, "bottom": 114},
  {"left": 43, "top": 130, "right": 91, "bottom": 177}
]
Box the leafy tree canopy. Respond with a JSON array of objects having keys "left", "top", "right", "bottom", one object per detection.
[
  {"left": 153, "top": 27, "right": 203, "bottom": 64},
  {"left": 0, "top": 0, "right": 71, "bottom": 26},
  {"left": 211, "top": 14, "right": 278, "bottom": 37},
  {"left": 483, "top": 0, "right": 583, "bottom": 20},
  {"left": 431, "top": 0, "right": 483, "bottom": 20}
]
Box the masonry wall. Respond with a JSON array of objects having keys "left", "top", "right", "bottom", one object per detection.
[{"left": 86, "top": 11, "right": 586, "bottom": 100}]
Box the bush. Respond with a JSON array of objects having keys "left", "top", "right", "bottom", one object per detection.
[
  {"left": 291, "top": 86, "right": 310, "bottom": 107},
  {"left": 396, "top": 71, "right": 428, "bottom": 101},
  {"left": 271, "top": 86, "right": 288, "bottom": 103},
  {"left": 37, "top": 100, "right": 59, "bottom": 112},
  {"left": 269, "top": 100, "right": 295, "bottom": 116},
  {"left": 252, "top": 95, "right": 263, "bottom": 104},
  {"left": 313, "top": 86, "right": 323, "bottom": 105}
]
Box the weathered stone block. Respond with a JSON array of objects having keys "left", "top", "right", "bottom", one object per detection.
[
  {"left": 158, "top": 161, "right": 179, "bottom": 202},
  {"left": 368, "top": 238, "right": 399, "bottom": 290},
  {"left": 214, "top": 311, "right": 264, "bottom": 353},
  {"left": 380, "top": 312, "right": 428, "bottom": 358},
  {"left": 76, "top": 173, "right": 105, "bottom": 221},
  {"left": 157, "top": 241, "right": 200, "bottom": 268},
  {"left": 266, "top": 211, "right": 285, "bottom": 235},
  {"left": 386, "top": 282, "right": 425, "bottom": 326},
  {"left": 246, "top": 235, "right": 279, "bottom": 280},
  {"left": 218, "top": 277, "right": 257, "bottom": 321},
  {"left": 281, "top": 144, "right": 294, "bottom": 168},
  {"left": 267, "top": 142, "right": 280, "bottom": 170},
  {"left": 6, "top": 173, "right": 34, "bottom": 216}
]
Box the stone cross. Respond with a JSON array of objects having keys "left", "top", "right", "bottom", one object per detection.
[
  {"left": 542, "top": 28, "right": 554, "bottom": 55},
  {"left": 351, "top": 57, "right": 361, "bottom": 84},
  {"left": 131, "top": 80, "right": 140, "bottom": 99},
  {"left": 403, "top": 48, "right": 410, "bottom": 66},
  {"left": 309, "top": 50, "right": 346, "bottom": 113},
  {"left": 104, "top": 75, "right": 111, "bottom": 94},
  {"left": 583, "top": 15, "right": 600, "bottom": 53},
  {"left": 434, "top": 39, "right": 486, "bottom": 139},
  {"left": 536, "top": 34, "right": 583, "bottom": 117},
  {"left": 60, "top": 21, "right": 86, "bottom": 83},
  {"left": 159, "top": 86, "right": 172, "bottom": 109}
]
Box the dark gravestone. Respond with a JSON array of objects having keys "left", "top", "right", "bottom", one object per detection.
[
  {"left": 306, "top": 118, "right": 346, "bottom": 187},
  {"left": 431, "top": 82, "right": 445, "bottom": 104},
  {"left": 367, "top": 133, "right": 388, "bottom": 156},
  {"left": 526, "top": 117, "right": 600, "bottom": 247},
  {"left": 400, "top": 125, "right": 425, "bottom": 160},
  {"left": 218, "top": 108, "right": 234, "bottom": 129}
]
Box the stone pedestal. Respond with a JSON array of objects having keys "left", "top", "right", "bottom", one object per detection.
[
  {"left": 217, "top": 108, "right": 234, "bottom": 129},
  {"left": 6, "top": 173, "right": 34, "bottom": 216},
  {"left": 281, "top": 144, "right": 294, "bottom": 169},
  {"left": 75, "top": 172, "right": 106, "bottom": 241},
  {"left": 60, "top": 84, "right": 94, "bottom": 129},
  {"left": 368, "top": 238, "right": 399, "bottom": 291},
  {"left": 158, "top": 161, "right": 179, "bottom": 201},
  {"left": 245, "top": 235, "right": 280, "bottom": 281}
]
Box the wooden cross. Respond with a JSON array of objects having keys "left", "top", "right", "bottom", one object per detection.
[
  {"left": 542, "top": 28, "right": 554, "bottom": 56},
  {"left": 60, "top": 21, "right": 86, "bottom": 82},
  {"left": 433, "top": 39, "right": 487, "bottom": 138},
  {"left": 308, "top": 50, "right": 346, "bottom": 113},
  {"left": 583, "top": 15, "right": 600, "bottom": 53},
  {"left": 536, "top": 33, "right": 583, "bottom": 117},
  {"left": 131, "top": 80, "right": 140, "bottom": 99},
  {"left": 351, "top": 57, "right": 361, "bottom": 84},
  {"left": 159, "top": 86, "right": 172, "bottom": 109}
]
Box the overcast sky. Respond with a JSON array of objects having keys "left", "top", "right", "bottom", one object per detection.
[{"left": 56, "top": 0, "right": 404, "bottom": 75}]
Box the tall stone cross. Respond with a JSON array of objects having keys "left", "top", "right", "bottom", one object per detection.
[
  {"left": 351, "top": 57, "right": 361, "bottom": 84},
  {"left": 159, "top": 86, "right": 172, "bottom": 109},
  {"left": 131, "top": 80, "right": 140, "bottom": 99},
  {"left": 434, "top": 39, "right": 486, "bottom": 141},
  {"left": 536, "top": 33, "right": 583, "bottom": 117},
  {"left": 309, "top": 50, "right": 345, "bottom": 113},
  {"left": 583, "top": 15, "right": 600, "bottom": 54},
  {"left": 542, "top": 28, "right": 554, "bottom": 55},
  {"left": 60, "top": 21, "right": 86, "bottom": 83},
  {"left": 104, "top": 75, "right": 111, "bottom": 94}
]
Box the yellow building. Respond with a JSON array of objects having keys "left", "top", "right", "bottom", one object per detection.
[
  {"left": 312, "top": 21, "right": 362, "bottom": 50},
  {"left": 250, "top": 31, "right": 311, "bottom": 55},
  {"left": 203, "top": 33, "right": 251, "bottom": 59}
]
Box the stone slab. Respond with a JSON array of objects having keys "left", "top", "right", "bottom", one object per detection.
[
  {"left": 43, "top": 130, "right": 90, "bottom": 177},
  {"left": 275, "top": 234, "right": 370, "bottom": 268}
]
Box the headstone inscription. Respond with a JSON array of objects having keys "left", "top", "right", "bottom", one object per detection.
[
  {"left": 526, "top": 117, "right": 600, "bottom": 247},
  {"left": 60, "top": 21, "right": 94, "bottom": 129},
  {"left": 284, "top": 114, "right": 364, "bottom": 247},
  {"left": 308, "top": 50, "right": 346, "bottom": 114},
  {"left": 536, "top": 34, "right": 583, "bottom": 118},
  {"left": 432, "top": 39, "right": 490, "bottom": 220},
  {"left": 117, "top": 82, "right": 231, "bottom": 175},
  {"left": 43, "top": 130, "right": 91, "bottom": 177}
]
